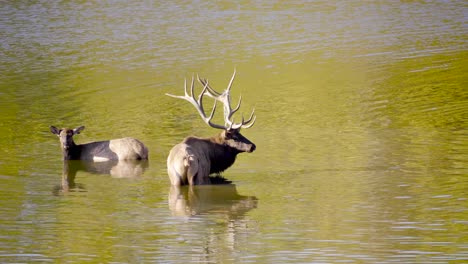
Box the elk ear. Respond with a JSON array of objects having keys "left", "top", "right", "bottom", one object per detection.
[
  {"left": 73, "top": 126, "right": 85, "bottom": 135},
  {"left": 50, "top": 126, "right": 61, "bottom": 135}
]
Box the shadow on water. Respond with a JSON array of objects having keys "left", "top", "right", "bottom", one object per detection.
[
  {"left": 168, "top": 184, "right": 258, "bottom": 218},
  {"left": 53, "top": 160, "right": 149, "bottom": 195}
]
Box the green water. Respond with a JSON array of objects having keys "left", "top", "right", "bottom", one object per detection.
[{"left": 0, "top": 1, "right": 467, "bottom": 263}]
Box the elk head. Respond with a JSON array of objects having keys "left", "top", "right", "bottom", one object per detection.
[
  {"left": 50, "top": 125, "right": 85, "bottom": 150},
  {"left": 166, "top": 70, "right": 256, "bottom": 153}
]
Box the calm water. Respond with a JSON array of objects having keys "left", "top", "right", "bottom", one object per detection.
[{"left": 1, "top": 1, "right": 467, "bottom": 263}]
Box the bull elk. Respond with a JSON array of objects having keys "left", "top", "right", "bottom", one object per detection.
[
  {"left": 166, "top": 70, "right": 256, "bottom": 186},
  {"left": 50, "top": 126, "right": 148, "bottom": 161}
]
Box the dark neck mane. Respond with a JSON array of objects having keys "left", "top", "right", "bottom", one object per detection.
[
  {"left": 184, "top": 134, "right": 240, "bottom": 175},
  {"left": 208, "top": 139, "right": 238, "bottom": 174}
]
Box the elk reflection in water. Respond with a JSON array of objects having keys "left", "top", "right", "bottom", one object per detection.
[
  {"left": 168, "top": 184, "right": 258, "bottom": 217},
  {"left": 53, "top": 159, "right": 149, "bottom": 195}
]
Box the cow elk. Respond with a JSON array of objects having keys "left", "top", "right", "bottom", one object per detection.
[
  {"left": 50, "top": 126, "right": 148, "bottom": 161},
  {"left": 166, "top": 70, "right": 256, "bottom": 186}
]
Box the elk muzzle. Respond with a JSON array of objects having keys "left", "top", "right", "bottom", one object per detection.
[
  {"left": 248, "top": 143, "right": 256, "bottom": 153},
  {"left": 225, "top": 130, "right": 256, "bottom": 153}
]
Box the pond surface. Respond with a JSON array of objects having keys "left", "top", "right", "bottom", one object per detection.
[{"left": 0, "top": 1, "right": 467, "bottom": 263}]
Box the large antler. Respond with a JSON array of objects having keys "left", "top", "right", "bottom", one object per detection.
[
  {"left": 197, "top": 70, "right": 256, "bottom": 130},
  {"left": 167, "top": 70, "right": 256, "bottom": 130},
  {"left": 166, "top": 75, "right": 226, "bottom": 130}
]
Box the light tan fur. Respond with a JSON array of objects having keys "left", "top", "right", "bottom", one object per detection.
[
  {"left": 167, "top": 143, "right": 211, "bottom": 186},
  {"left": 109, "top": 137, "right": 148, "bottom": 160}
]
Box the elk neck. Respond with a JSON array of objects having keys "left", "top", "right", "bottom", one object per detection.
[
  {"left": 61, "top": 140, "right": 81, "bottom": 160},
  {"left": 207, "top": 133, "right": 240, "bottom": 174}
]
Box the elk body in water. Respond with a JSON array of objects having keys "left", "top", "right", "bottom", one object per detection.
[
  {"left": 166, "top": 70, "right": 256, "bottom": 186},
  {"left": 50, "top": 126, "right": 148, "bottom": 161}
]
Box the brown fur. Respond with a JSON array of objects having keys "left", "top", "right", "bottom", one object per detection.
[
  {"left": 167, "top": 129, "right": 255, "bottom": 186},
  {"left": 109, "top": 138, "right": 149, "bottom": 160}
]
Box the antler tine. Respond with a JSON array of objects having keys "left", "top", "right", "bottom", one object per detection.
[
  {"left": 197, "top": 75, "right": 221, "bottom": 97},
  {"left": 229, "top": 116, "right": 243, "bottom": 130},
  {"left": 189, "top": 74, "right": 195, "bottom": 98},
  {"left": 222, "top": 71, "right": 247, "bottom": 128},
  {"left": 166, "top": 76, "right": 193, "bottom": 99},
  {"left": 197, "top": 78, "right": 206, "bottom": 104},
  {"left": 226, "top": 68, "right": 236, "bottom": 93},
  {"left": 166, "top": 76, "right": 227, "bottom": 130},
  {"left": 242, "top": 109, "right": 256, "bottom": 129},
  {"left": 196, "top": 79, "right": 226, "bottom": 129},
  {"left": 229, "top": 95, "right": 242, "bottom": 118},
  {"left": 198, "top": 80, "right": 217, "bottom": 121},
  {"left": 230, "top": 108, "right": 256, "bottom": 130},
  {"left": 195, "top": 73, "right": 232, "bottom": 127}
]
